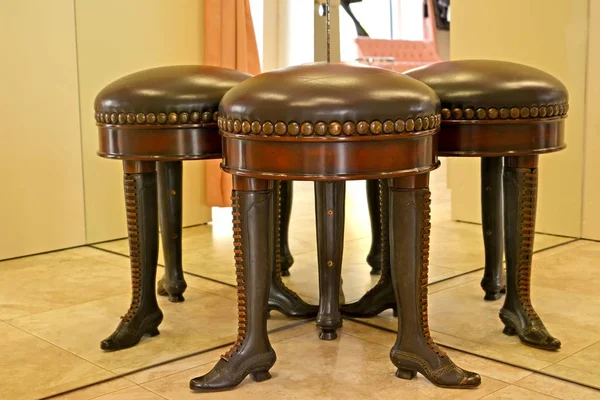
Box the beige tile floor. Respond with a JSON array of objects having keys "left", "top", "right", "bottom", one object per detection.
[
  {"left": 52, "top": 322, "right": 600, "bottom": 400},
  {"left": 2, "top": 164, "right": 597, "bottom": 399}
]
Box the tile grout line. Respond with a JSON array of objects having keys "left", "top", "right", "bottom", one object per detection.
[
  {"left": 510, "top": 375, "right": 575, "bottom": 400},
  {"left": 480, "top": 384, "right": 562, "bottom": 400},
  {"left": 138, "top": 386, "right": 170, "bottom": 400},
  {"left": 43, "top": 380, "right": 138, "bottom": 400}
]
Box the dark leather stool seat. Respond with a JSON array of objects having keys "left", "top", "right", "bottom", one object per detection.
[
  {"left": 94, "top": 65, "right": 251, "bottom": 351},
  {"left": 407, "top": 60, "right": 567, "bottom": 117},
  {"left": 407, "top": 60, "right": 568, "bottom": 156},
  {"left": 95, "top": 65, "right": 249, "bottom": 159},
  {"left": 353, "top": 60, "right": 567, "bottom": 352},
  {"left": 190, "top": 62, "right": 481, "bottom": 392}
]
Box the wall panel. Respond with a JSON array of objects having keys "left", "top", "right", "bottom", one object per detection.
[
  {"left": 582, "top": 0, "right": 600, "bottom": 240},
  {"left": 0, "top": 0, "right": 86, "bottom": 259}
]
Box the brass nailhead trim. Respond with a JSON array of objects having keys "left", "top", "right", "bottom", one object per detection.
[
  {"left": 251, "top": 121, "right": 262, "bottom": 134},
  {"left": 218, "top": 114, "right": 442, "bottom": 136},
  {"left": 343, "top": 122, "right": 356, "bottom": 135},
  {"left": 370, "top": 121, "right": 382, "bottom": 134},
  {"left": 242, "top": 120, "right": 251, "bottom": 134},
  {"left": 95, "top": 109, "right": 219, "bottom": 126},
  {"left": 451, "top": 108, "right": 463, "bottom": 120},
  {"left": 395, "top": 119, "right": 405, "bottom": 132},
  {"left": 288, "top": 122, "right": 300, "bottom": 136},
  {"left": 233, "top": 120, "right": 242, "bottom": 133},
  {"left": 440, "top": 102, "right": 568, "bottom": 121},
  {"left": 414, "top": 117, "right": 423, "bottom": 131},
  {"left": 275, "top": 122, "right": 287, "bottom": 135},
  {"left": 301, "top": 122, "right": 313, "bottom": 136},
  {"left": 329, "top": 122, "right": 342, "bottom": 136},
  {"left": 263, "top": 121, "right": 274, "bottom": 135},
  {"left": 357, "top": 121, "right": 369, "bottom": 135},
  {"left": 383, "top": 120, "right": 394, "bottom": 134},
  {"left": 315, "top": 122, "right": 327, "bottom": 136}
]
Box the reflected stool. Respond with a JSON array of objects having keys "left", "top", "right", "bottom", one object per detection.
[
  {"left": 348, "top": 60, "right": 567, "bottom": 351},
  {"left": 190, "top": 62, "right": 480, "bottom": 391},
  {"left": 408, "top": 60, "right": 567, "bottom": 351},
  {"left": 94, "top": 65, "right": 251, "bottom": 351}
]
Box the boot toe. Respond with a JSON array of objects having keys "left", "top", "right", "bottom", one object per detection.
[
  {"left": 189, "top": 376, "right": 208, "bottom": 390},
  {"left": 548, "top": 337, "right": 561, "bottom": 349},
  {"left": 536, "top": 336, "right": 561, "bottom": 350},
  {"left": 522, "top": 329, "right": 561, "bottom": 351},
  {"left": 100, "top": 338, "right": 120, "bottom": 351},
  {"left": 462, "top": 371, "right": 482, "bottom": 387}
]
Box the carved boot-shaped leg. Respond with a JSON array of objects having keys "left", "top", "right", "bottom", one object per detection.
[
  {"left": 190, "top": 184, "right": 276, "bottom": 391},
  {"left": 499, "top": 156, "right": 560, "bottom": 351},
  {"left": 389, "top": 179, "right": 481, "bottom": 388},
  {"left": 269, "top": 181, "right": 318, "bottom": 318},
  {"left": 315, "top": 181, "right": 345, "bottom": 340},
  {"left": 341, "top": 180, "right": 396, "bottom": 317},
  {"left": 279, "top": 180, "right": 294, "bottom": 276},
  {"left": 101, "top": 162, "right": 163, "bottom": 351},
  {"left": 156, "top": 161, "right": 187, "bottom": 303},
  {"left": 366, "top": 179, "right": 384, "bottom": 275},
  {"left": 480, "top": 157, "right": 506, "bottom": 301}
]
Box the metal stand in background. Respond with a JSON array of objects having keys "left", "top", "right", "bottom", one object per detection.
[{"left": 314, "top": 0, "right": 341, "bottom": 63}]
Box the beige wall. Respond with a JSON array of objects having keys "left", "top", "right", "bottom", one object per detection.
[
  {"left": 0, "top": 0, "right": 86, "bottom": 260},
  {"left": 447, "top": 0, "right": 589, "bottom": 238},
  {"left": 582, "top": 0, "right": 600, "bottom": 240},
  {"left": 76, "top": 0, "right": 210, "bottom": 244},
  {"left": 0, "top": 0, "right": 210, "bottom": 259}
]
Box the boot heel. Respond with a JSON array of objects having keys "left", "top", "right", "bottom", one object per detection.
[
  {"left": 147, "top": 327, "right": 160, "bottom": 337},
  {"left": 319, "top": 329, "right": 338, "bottom": 341},
  {"left": 251, "top": 371, "right": 272, "bottom": 382},
  {"left": 168, "top": 293, "right": 185, "bottom": 303},
  {"left": 395, "top": 368, "right": 417, "bottom": 380},
  {"left": 483, "top": 290, "right": 503, "bottom": 301},
  {"left": 502, "top": 325, "right": 517, "bottom": 336}
]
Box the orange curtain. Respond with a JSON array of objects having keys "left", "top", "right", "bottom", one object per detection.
[{"left": 203, "top": 0, "right": 261, "bottom": 207}]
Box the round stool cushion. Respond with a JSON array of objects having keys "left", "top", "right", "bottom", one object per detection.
[
  {"left": 218, "top": 62, "right": 441, "bottom": 137},
  {"left": 405, "top": 60, "right": 568, "bottom": 122},
  {"left": 95, "top": 65, "right": 251, "bottom": 127}
]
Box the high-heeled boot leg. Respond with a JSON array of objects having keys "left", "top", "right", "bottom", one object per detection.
[
  {"left": 499, "top": 156, "right": 560, "bottom": 351},
  {"left": 156, "top": 161, "right": 187, "bottom": 302},
  {"left": 315, "top": 181, "right": 345, "bottom": 340},
  {"left": 279, "top": 180, "right": 295, "bottom": 276},
  {"left": 366, "top": 179, "right": 384, "bottom": 275},
  {"left": 341, "top": 179, "right": 396, "bottom": 317},
  {"left": 190, "top": 184, "right": 276, "bottom": 391},
  {"left": 269, "top": 181, "right": 318, "bottom": 318},
  {"left": 101, "top": 162, "right": 163, "bottom": 351},
  {"left": 388, "top": 181, "right": 481, "bottom": 388},
  {"left": 480, "top": 157, "right": 506, "bottom": 300}
]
